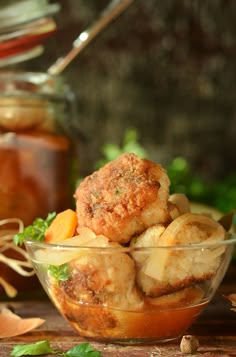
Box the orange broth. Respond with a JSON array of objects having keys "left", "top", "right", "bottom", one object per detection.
[
  {"left": 0, "top": 131, "right": 71, "bottom": 225},
  {"left": 53, "top": 292, "right": 207, "bottom": 342}
]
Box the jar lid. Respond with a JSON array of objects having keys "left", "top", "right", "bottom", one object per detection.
[
  {"left": 0, "top": 18, "right": 57, "bottom": 67},
  {"left": 0, "top": 46, "right": 44, "bottom": 68},
  {"left": 0, "top": 0, "right": 60, "bottom": 31},
  {"left": 0, "top": 0, "right": 60, "bottom": 66},
  {"left": 0, "top": 18, "right": 57, "bottom": 44}
]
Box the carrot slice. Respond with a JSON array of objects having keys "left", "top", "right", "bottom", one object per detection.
[{"left": 44, "top": 209, "right": 77, "bottom": 243}]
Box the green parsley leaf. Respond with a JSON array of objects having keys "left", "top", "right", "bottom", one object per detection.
[
  {"left": 14, "top": 212, "right": 56, "bottom": 246},
  {"left": 65, "top": 343, "right": 102, "bottom": 357},
  {"left": 10, "top": 340, "right": 102, "bottom": 357},
  {"left": 10, "top": 340, "right": 53, "bottom": 357},
  {"left": 49, "top": 263, "right": 70, "bottom": 285}
]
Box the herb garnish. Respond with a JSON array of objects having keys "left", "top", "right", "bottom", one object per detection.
[
  {"left": 10, "top": 340, "right": 54, "bottom": 356},
  {"left": 49, "top": 264, "right": 71, "bottom": 286},
  {"left": 14, "top": 212, "right": 56, "bottom": 246},
  {"left": 10, "top": 340, "right": 102, "bottom": 357}
]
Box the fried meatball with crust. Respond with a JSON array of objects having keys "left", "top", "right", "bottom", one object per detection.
[
  {"left": 132, "top": 213, "right": 226, "bottom": 297},
  {"left": 74, "top": 153, "right": 171, "bottom": 243}
]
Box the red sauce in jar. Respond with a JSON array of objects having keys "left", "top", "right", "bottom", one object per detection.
[
  {"left": 0, "top": 72, "right": 77, "bottom": 296},
  {"left": 0, "top": 131, "right": 71, "bottom": 225}
]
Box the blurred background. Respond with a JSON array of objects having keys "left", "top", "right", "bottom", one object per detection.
[
  {"left": 28, "top": 1, "right": 236, "bottom": 173},
  {"left": 2, "top": 0, "right": 236, "bottom": 211}
]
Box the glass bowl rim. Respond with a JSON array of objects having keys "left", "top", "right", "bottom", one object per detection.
[{"left": 24, "top": 233, "right": 236, "bottom": 253}]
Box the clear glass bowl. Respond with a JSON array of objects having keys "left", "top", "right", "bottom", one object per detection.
[{"left": 25, "top": 235, "right": 236, "bottom": 344}]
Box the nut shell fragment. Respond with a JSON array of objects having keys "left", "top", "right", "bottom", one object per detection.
[{"left": 180, "top": 335, "right": 200, "bottom": 354}]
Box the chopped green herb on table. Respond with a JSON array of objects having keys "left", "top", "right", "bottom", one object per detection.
[{"left": 11, "top": 340, "right": 102, "bottom": 357}]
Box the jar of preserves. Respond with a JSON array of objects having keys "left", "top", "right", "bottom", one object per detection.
[{"left": 0, "top": 70, "right": 77, "bottom": 226}]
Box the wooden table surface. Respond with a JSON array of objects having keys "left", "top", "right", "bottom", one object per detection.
[{"left": 1, "top": 264, "right": 236, "bottom": 357}]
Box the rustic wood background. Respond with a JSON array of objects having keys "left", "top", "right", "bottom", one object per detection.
[{"left": 15, "top": 0, "right": 236, "bottom": 179}]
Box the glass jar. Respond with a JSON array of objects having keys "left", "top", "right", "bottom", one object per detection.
[{"left": 0, "top": 70, "right": 77, "bottom": 226}]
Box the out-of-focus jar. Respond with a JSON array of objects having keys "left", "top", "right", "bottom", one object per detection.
[{"left": 0, "top": 70, "right": 77, "bottom": 226}]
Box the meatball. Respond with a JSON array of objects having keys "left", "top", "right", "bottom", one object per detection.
[
  {"left": 132, "top": 213, "right": 226, "bottom": 297},
  {"left": 49, "top": 231, "right": 144, "bottom": 311},
  {"left": 48, "top": 231, "right": 144, "bottom": 338},
  {"left": 60, "top": 248, "right": 143, "bottom": 310},
  {"left": 74, "top": 153, "right": 171, "bottom": 243}
]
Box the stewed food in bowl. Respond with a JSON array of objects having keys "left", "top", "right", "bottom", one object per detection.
[{"left": 17, "top": 153, "right": 236, "bottom": 344}]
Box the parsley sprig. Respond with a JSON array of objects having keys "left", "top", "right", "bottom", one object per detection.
[
  {"left": 11, "top": 340, "right": 102, "bottom": 357},
  {"left": 49, "top": 264, "right": 71, "bottom": 286},
  {"left": 14, "top": 212, "right": 56, "bottom": 246}
]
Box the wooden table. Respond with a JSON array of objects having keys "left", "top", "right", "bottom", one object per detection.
[{"left": 1, "top": 264, "right": 236, "bottom": 357}]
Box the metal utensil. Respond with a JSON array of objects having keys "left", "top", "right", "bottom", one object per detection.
[{"left": 48, "top": 0, "right": 134, "bottom": 76}]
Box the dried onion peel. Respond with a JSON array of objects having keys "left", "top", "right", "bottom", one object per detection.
[
  {"left": 0, "top": 308, "right": 45, "bottom": 338},
  {"left": 0, "top": 218, "right": 35, "bottom": 298},
  {"left": 224, "top": 293, "right": 236, "bottom": 312}
]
